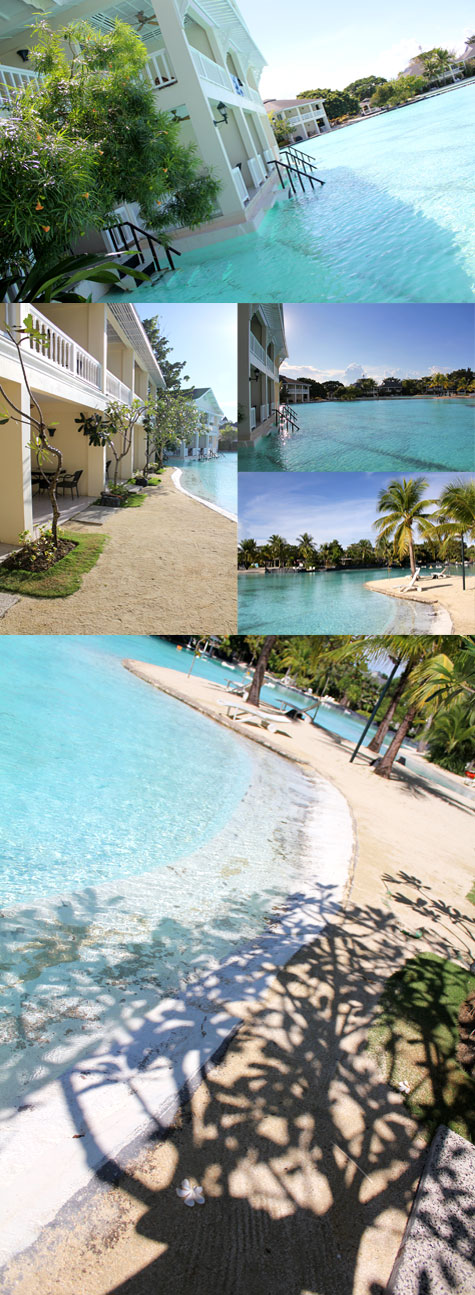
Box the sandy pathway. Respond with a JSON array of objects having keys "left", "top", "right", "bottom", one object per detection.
[
  {"left": 5, "top": 664, "right": 474, "bottom": 1295},
  {"left": 366, "top": 572, "right": 475, "bottom": 633},
  {"left": 0, "top": 471, "right": 237, "bottom": 634}
]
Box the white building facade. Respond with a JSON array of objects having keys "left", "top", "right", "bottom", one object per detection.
[
  {"left": 238, "top": 304, "right": 288, "bottom": 442},
  {"left": 175, "top": 387, "right": 224, "bottom": 459},
  {"left": 281, "top": 377, "right": 311, "bottom": 402},
  {"left": 0, "top": 304, "right": 163, "bottom": 544},
  {"left": 264, "top": 97, "right": 330, "bottom": 143},
  {"left": 0, "top": 0, "right": 282, "bottom": 251}
]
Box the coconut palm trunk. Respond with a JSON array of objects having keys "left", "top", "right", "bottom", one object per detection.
[
  {"left": 367, "top": 663, "right": 412, "bottom": 753},
  {"left": 374, "top": 702, "right": 418, "bottom": 779},
  {"left": 247, "top": 636, "right": 277, "bottom": 707}
]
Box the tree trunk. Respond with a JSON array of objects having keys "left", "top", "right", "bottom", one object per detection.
[
  {"left": 247, "top": 636, "right": 277, "bottom": 707},
  {"left": 408, "top": 532, "right": 416, "bottom": 577},
  {"left": 373, "top": 702, "right": 418, "bottom": 779},
  {"left": 367, "top": 663, "right": 412, "bottom": 753},
  {"left": 39, "top": 429, "right": 62, "bottom": 548}
]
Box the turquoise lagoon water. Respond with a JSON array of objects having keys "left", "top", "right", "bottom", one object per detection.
[
  {"left": 119, "top": 85, "right": 475, "bottom": 304},
  {"left": 238, "top": 566, "right": 440, "bottom": 634},
  {"left": 238, "top": 399, "right": 475, "bottom": 473},
  {"left": 0, "top": 636, "right": 325, "bottom": 1103},
  {"left": 171, "top": 452, "right": 237, "bottom": 515}
]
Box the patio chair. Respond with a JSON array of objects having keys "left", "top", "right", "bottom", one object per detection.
[
  {"left": 58, "top": 470, "right": 83, "bottom": 498},
  {"left": 399, "top": 566, "right": 421, "bottom": 592}
]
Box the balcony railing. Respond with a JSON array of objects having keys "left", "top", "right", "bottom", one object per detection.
[
  {"left": 20, "top": 307, "right": 102, "bottom": 388},
  {"left": 0, "top": 64, "right": 39, "bottom": 110},
  {"left": 189, "top": 47, "right": 265, "bottom": 111},
  {"left": 106, "top": 372, "right": 133, "bottom": 405},
  {"left": 250, "top": 333, "right": 277, "bottom": 378},
  {"left": 259, "top": 403, "right": 269, "bottom": 422},
  {"left": 248, "top": 155, "right": 266, "bottom": 188},
  {"left": 250, "top": 407, "right": 257, "bottom": 430},
  {"left": 144, "top": 49, "right": 177, "bottom": 90}
]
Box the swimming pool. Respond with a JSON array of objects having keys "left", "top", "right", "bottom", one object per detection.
[
  {"left": 0, "top": 635, "right": 336, "bottom": 1107},
  {"left": 118, "top": 85, "right": 475, "bottom": 304},
  {"left": 170, "top": 453, "right": 237, "bottom": 517},
  {"left": 238, "top": 399, "right": 475, "bottom": 473},
  {"left": 238, "top": 566, "right": 439, "bottom": 634}
]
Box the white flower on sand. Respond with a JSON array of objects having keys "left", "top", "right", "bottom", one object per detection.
[
  {"left": 176, "top": 1179, "right": 205, "bottom": 1207},
  {"left": 398, "top": 1080, "right": 410, "bottom": 1094}
]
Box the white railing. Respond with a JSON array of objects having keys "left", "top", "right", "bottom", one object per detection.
[
  {"left": 106, "top": 372, "right": 133, "bottom": 406},
  {"left": 259, "top": 403, "right": 269, "bottom": 422},
  {"left": 0, "top": 64, "right": 40, "bottom": 110},
  {"left": 232, "top": 165, "right": 249, "bottom": 204},
  {"left": 250, "top": 332, "right": 267, "bottom": 367},
  {"left": 190, "top": 48, "right": 231, "bottom": 92},
  {"left": 21, "top": 307, "right": 101, "bottom": 388},
  {"left": 250, "top": 407, "right": 257, "bottom": 430},
  {"left": 145, "top": 49, "right": 176, "bottom": 90}
]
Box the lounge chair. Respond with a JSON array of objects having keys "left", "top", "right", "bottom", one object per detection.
[
  {"left": 399, "top": 567, "right": 421, "bottom": 592},
  {"left": 215, "top": 698, "right": 293, "bottom": 734},
  {"left": 430, "top": 565, "right": 448, "bottom": 579}
]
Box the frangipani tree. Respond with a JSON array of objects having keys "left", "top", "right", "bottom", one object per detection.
[
  {"left": 75, "top": 399, "right": 148, "bottom": 487},
  {"left": 143, "top": 390, "right": 207, "bottom": 469},
  {"left": 0, "top": 315, "right": 63, "bottom": 545}
]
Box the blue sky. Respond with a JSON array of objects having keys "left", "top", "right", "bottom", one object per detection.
[
  {"left": 238, "top": 0, "right": 475, "bottom": 97},
  {"left": 281, "top": 304, "right": 475, "bottom": 385},
  {"left": 135, "top": 304, "right": 237, "bottom": 420},
  {"left": 238, "top": 472, "right": 472, "bottom": 546}
]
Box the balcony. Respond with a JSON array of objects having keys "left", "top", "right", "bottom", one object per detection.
[
  {"left": 13, "top": 306, "right": 102, "bottom": 389},
  {"left": 189, "top": 47, "right": 266, "bottom": 113},
  {"left": 232, "top": 166, "right": 249, "bottom": 204},
  {"left": 0, "top": 64, "right": 39, "bottom": 111},
  {"left": 250, "top": 332, "right": 278, "bottom": 379},
  {"left": 105, "top": 372, "right": 133, "bottom": 405},
  {"left": 144, "top": 49, "right": 177, "bottom": 91}
]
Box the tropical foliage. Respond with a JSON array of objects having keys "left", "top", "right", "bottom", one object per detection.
[{"left": 297, "top": 87, "right": 361, "bottom": 120}]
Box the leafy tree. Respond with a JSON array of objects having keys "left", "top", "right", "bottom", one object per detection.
[
  {"left": 344, "top": 76, "right": 387, "bottom": 99},
  {"left": 268, "top": 113, "right": 292, "bottom": 148},
  {"left": 374, "top": 477, "right": 438, "bottom": 577},
  {"left": 144, "top": 390, "right": 206, "bottom": 468},
  {"left": 0, "top": 19, "right": 220, "bottom": 280},
  {"left": 238, "top": 538, "right": 260, "bottom": 568},
  {"left": 425, "top": 701, "right": 475, "bottom": 775},
  {"left": 438, "top": 479, "right": 475, "bottom": 587},
  {"left": 419, "top": 48, "right": 453, "bottom": 79},
  {"left": 75, "top": 398, "right": 147, "bottom": 486},
  {"left": 371, "top": 75, "right": 427, "bottom": 107},
  {"left": 141, "top": 316, "right": 189, "bottom": 392},
  {"left": 298, "top": 88, "right": 360, "bottom": 120}
]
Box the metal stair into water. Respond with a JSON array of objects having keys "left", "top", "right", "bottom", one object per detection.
[
  {"left": 104, "top": 221, "right": 181, "bottom": 286},
  {"left": 275, "top": 404, "right": 300, "bottom": 433},
  {"left": 270, "top": 145, "right": 325, "bottom": 195}
]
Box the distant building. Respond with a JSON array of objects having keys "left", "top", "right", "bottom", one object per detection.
[
  {"left": 379, "top": 377, "right": 403, "bottom": 395},
  {"left": 281, "top": 376, "right": 311, "bottom": 403},
  {"left": 238, "top": 304, "right": 288, "bottom": 441},
  {"left": 178, "top": 387, "right": 224, "bottom": 458},
  {"left": 264, "top": 97, "right": 330, "bottom": 144},
  {"left": 401, "top": 52, "right": 464, "bottom": 84}
]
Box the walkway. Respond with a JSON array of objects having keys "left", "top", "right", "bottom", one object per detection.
[
  {"left": 4, "top": 664, "right": 473, "bottom": 1295},
  {"left": 0, "top": 472, "right": 237, "bottom": 634}
]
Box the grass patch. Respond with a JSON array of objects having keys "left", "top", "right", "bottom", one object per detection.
[
  {"left": 123, "top": 492, "right": 146, "bottom": 508},
  {"left": 467, "top": 882, "right": 475, "bottom": 906},
  {"left": 146, "top": 476, "right": 161, "bottom": 486},
  {"left": 367, "top": 952, "right": 475, "bottom": 1142},
  {"left": 0, "top": 531, "right": 106, "bottom": 598}
]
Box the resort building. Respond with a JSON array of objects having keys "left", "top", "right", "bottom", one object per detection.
[
  {"left": 401, "top": 52, "right": 465, "bottom": 84},
  {"left": 0, "top": 0, "right": 282, "bottom": 252},
  {"left": 238, "top": 304, "right": 288, "bottom": 442},
  {"left": 379, "top": 376, "right": 403, "bottom": 395},
  {"left": 174, "top": 386, "right": 224, "bottom": 458},
  {"left": 281, "top": 377, "right": 311, "bottom": 402},
  {"left": 0, "top": 303, "right": 164, "bottom": 545},
  {"left": 264, "top": 97, "right": 330, "bottom": 143}
]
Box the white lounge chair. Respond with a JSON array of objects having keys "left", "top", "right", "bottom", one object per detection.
[
  {"left": 215, "top": 698, "right": 293, "bottom": 734},
  {"left": 400, "top": 566, "right": 421, "bottom": 592},
  {"left": 430, "top": 565, "right": 448, "bottom": 580}
]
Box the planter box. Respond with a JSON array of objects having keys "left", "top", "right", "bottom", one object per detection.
[{"left": 100, "top": 493, "right": 123, "bottom": 508}]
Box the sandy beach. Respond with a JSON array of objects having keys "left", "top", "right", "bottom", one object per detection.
[
  {"left": 0, "top": 471, "right": 237, "bottom": 634},
  {"left": 5, "top": 661, "right": 474, "bottom": 1295},
  {"left": 366, "top": 572, "right": 475, "bottom": 633}
]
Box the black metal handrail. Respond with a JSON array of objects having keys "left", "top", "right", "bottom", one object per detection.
[
  {"left": 269, "top": 157, "right": 324, "bottom": 195},
  {"left": 281, "top": 143, "right": 324, "bottom": 172},
  {"left": 278, "top": 402, "right": 300, "bottom": 432},
  {"left": 105, "top": 222, "right": 181, "bottom": 275}
]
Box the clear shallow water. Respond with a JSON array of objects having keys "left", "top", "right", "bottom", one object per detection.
[
  {"left": 171, "top": 453, "right": 237, "bottom": 515},
  {"left": 238, "top": 566, "right": 439, "bottom": 633},
  {"left": 0, "top": 636, "right": 323, "bottom": 1103},
  {"left": 239, "top": 399, "right": 475, "bottom": 473},
  {"left": 119, "top": 85, "right": 475, "bottom": 304}
]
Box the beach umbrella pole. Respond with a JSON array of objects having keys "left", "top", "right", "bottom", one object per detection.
[{"left": 349, "top": 658, "right": 400, "bottom": 763}]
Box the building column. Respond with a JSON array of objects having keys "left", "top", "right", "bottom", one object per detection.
[
  {"left": 238, "top": 305, "right": 252, "bottom": 442},
  {"left": 0, "top": 374, "right": 33, "bottom": 543},
  {"left": 152, "top": 0, "right": 246, "bottom": 218}
]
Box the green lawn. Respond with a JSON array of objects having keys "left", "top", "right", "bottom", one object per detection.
[
  {"left": 467, "top": 882, "right": 475, "bottom": 906},
  {"left": 368, "top": 953, "right": 475, "bottom": 1142},
  {"left": 123, "top": 492, "right": 146, "bottom": 508},
  {"left": 0, "top": 531, "right": 106, "bottom": 598}
]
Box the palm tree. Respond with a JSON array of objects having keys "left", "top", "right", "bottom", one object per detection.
[
  {"left": 438, "top": 478, "right": 475, "bottom": 591},
  {"left": 238, "top": 538, "right": 259, "bottom": 568},
  {"left": 296, "top": 532, "right": 316, "bottom": 569},
  {"left": 425, "top": 701, "right": 475, "bottom": 774},
  {"left": 374, "top": 477, "right": 438, "bottom": 577},
  {"left": 247, "top": 636, "right": 277, "bottom": 707},
  {"left": 267, "top": 534, "right": 289, "bottom": 567},
  {"left": 428, "top": 371, "right": 449, "bottom": 392},
  {"left": 373, "top": 637, "right": 469, "bottom": 778},
  {"left": 408, "top": 638, "right": 475, "bottom": 718}
]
